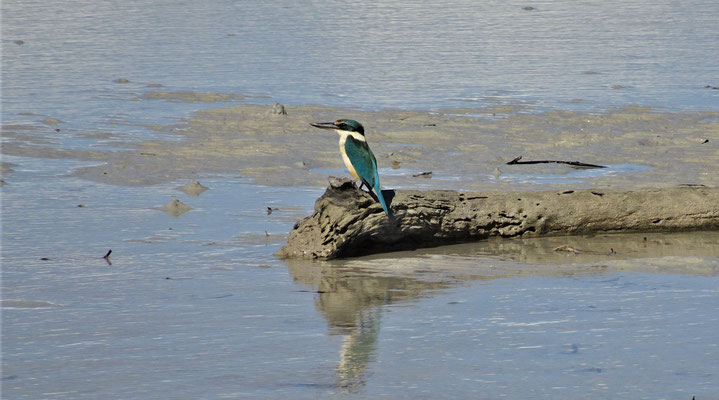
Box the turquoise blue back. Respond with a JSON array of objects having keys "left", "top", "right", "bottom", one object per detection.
[{"left": 344, "top": 137, "right": 390, "bottom": 216}]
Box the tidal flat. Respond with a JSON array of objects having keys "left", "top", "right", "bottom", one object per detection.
[
  {"left": 2, "top": 100, "right": 719, "bottom": 399},
  {"left": 4, "top": 0, "right": 719, "bottom": 396},
  {"left": 3, "top": 103, "right": 718, "bottom": 190}
]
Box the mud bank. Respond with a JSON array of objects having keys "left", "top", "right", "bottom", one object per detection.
[
  {"left": 276, "top": 180, "right": 719, "bottom": 259},
  {"left": 2, "top": 102, "right": 717, "bottom": 189}
]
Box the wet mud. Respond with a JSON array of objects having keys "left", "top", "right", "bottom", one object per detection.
[{"left": 2, "top": 101, "right": 717, "bottom": 190}]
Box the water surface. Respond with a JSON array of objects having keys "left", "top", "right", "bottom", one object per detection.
[
  {"left": 2, "top": 1, "right": 719, "bottom": 398},
  {"left": 3, "top": 157, "right": 719, "bottom": 399}
]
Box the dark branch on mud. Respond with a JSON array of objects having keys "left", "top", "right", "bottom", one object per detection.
[{"left": 507, "top": 156, "right": 606, "bottom": 169}]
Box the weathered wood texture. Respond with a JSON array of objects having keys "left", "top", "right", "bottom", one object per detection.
[{"left": 276, "top": 179, "right": 719, "bottom": 260}]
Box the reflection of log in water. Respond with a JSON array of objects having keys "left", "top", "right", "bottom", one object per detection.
[
  {"left": 284, "top": 228, "right": 719, "bottom": 392},
  {"left": 477, "top": 231, "right": 719, "bottom": 266}
]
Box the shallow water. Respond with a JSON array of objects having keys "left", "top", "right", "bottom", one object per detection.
[
  {"left": 3, "top": 0, "right": 719, "bottom": 398},
  {"left": 3, "top": 156, "right": 719, "bottom": 399},
  {"left": 3, "top": 0, "right": 719, "bottom": 140},
  {"left": 497, "top": 163, "right": 654, "bottom": 185}
]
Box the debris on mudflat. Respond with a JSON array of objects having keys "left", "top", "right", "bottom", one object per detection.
[
  {"left": 267, "top": 102, "right": 287, "bottom": 115},
  {"left": 507, "top": 155, "right": 605, "bottom": 169},
  {"left": 412, "top": 171, "right": 432, "bottom": 178},
  {"left": 554, "top": 245, "right": 582, "bottom": 254}
]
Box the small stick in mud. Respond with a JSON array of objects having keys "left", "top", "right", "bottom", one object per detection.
[
  {"left": 412, "top": 171, "right": 433, "bottom": 178},
  {"left": 103, "top": 249, "right": 112, "bottom": 265},
  {"left": 507, "top": 155, "right": 606, "bottom": 169}
]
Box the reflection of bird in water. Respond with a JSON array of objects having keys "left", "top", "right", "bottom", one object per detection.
[
  {"left": 335, "top": 307, "right": 382, "bottom": 393},
  {"left": 310, "top": 119, "right": 391, "bottom": 216},
  {"left": 288, "top": 259, "right": 454, "bottom": 394}
]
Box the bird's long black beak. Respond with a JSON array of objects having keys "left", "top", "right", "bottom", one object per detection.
[{"left": 309, "top": 122, "right": 337, "bottom": 130}]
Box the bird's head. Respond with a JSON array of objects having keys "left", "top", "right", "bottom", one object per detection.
[{"left": 310, "top": 119, "right": 365, "bottom": 136}]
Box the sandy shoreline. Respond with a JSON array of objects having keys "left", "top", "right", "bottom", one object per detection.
[{"left": 2, "top": 101, "right": 717, "bottom": 191}]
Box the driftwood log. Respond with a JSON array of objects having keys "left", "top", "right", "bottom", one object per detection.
[{"left": 276, "top": 178, "right": 719, "bottom": 260}]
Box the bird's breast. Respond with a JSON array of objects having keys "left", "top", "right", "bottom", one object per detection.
[{"left": 338, "top": 136, "right": 360, "bottom": 180}]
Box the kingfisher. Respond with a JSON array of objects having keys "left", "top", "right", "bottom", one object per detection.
[{"left": 310, "top": 119, "right": 391, "bottom": 216}]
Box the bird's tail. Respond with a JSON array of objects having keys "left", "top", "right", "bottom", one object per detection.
[{"left": 374, "top": 184, "right": 391, "bottom": 216}]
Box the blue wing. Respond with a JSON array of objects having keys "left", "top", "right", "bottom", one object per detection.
[
  {"left": 344, "top": 137, "right": 390, "bottom": 216},
  {"left": 344, "top": 137, "right": 377, "bottom": 187}
]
